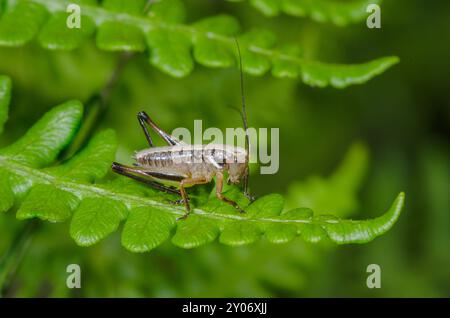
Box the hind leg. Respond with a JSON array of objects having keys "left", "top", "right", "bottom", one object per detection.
[{"left": 111, "top": 162, "right": 180, "bottom": 195}]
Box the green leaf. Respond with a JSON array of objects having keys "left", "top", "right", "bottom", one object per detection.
[
  {"left": 70, "top": 197, "right": 128, "bottom": 246},
  {"left": 146, "top": 29, "right": 193, "bottom": 78},
  {"left": 0, "top": 100, "right": 83, "bottom": 168},
  {"left": 265, "top": 222, "right": 297, "bottom": 243},
  {"left": 283, "top": 0, "right": 381, "bottom": 26},
  {"left": 0, "top": 1, "right": 47, "bottom": 46},
  {"left": 193, "top": 15, "right": 241, "bottom": 36},
  {"left": 313, "top": 192, "right": 405, "bottom": 244},
  {"left": 96, "top": 22, "right": 146, "bottom": 52},
  {"left": 0, "top": 0, "right": 398, "bottom": 87},
  {"left": 16, "top": 184, "right": 78, "bottom": 222},
  {"left": 38, "top": 12, "right": 95, "bottom": 50},
  {"left": 247, "top": 193, "right": 284, "bottom": 218},
  {"left": 149, "top": 0, "right": 186, "bottom": 24},
  {"left": 193, "top": 15, "right": 240, "bottom": 68},
  {"left": 0, "top": 85, "right": 405, "bottom": 251},
  {"left": 235, "top": 0, "right": 381, "bottom": 26},
  {"left": 301, "top": 57, "right": 400, "bottom": 88},
  {"left": 298, "top": 222, "right": 328, "bottom": 243},
  {"left": 172, "top": 215, "right": 220, "bottom": 249},
  {"left": 239, "top": 29, "right": 276, "bottom": 76},
  {"left": 0, "top": 75, "right": 11, "bottom": 134},
  {"left": 269, "top": 192, "right": 405, "bottom": 244},
  {"left": 95, "top": 0, "right": 146, "bottom": 52},
  {"left": 219, "top": 194, "right": 283, "bottom": 246},
  {"left": 272, "top": 44, "right": 302, "bottom": 78},
  {"left": 145, "top": 1, "right": 191, "bottom": 77},
  {"left": 266, "top": 208, "right": 312, "bottom": 244},
  {"left": 220, "top": 222, "right": 261, "bottom": 246},
  {"left": 50, "top": 129, "right": 117, "bottom": 183},
  {"left": 250, "top": 0, "right": 281, "bottom": 17},
  {"left": 102, "top": 0, "right": 147, "bottom": 14},
  {"left": 122, "top": 207, "right": 176, "bottom": 252}
]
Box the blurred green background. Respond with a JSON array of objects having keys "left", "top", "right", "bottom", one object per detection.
[{"left": 0, "top": 0, "right": 449, "bottom": 297}]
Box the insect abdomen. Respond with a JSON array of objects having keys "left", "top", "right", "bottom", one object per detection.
[
  {"left": 137, "top": 150, "right": 174, "bottom": 167},
  {"left": 135, "top": 145, "right": 245, "bottom": 168}
]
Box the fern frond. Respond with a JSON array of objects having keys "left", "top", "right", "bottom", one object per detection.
[
  {"left": 0, "top": 76, "right": 405, "bottom": 252},
  {"left": 0, "top": 0, "right": 398, "bottom": 88},
  {"left": 231, "top": 0, "right": 381, "bottom": 26}
]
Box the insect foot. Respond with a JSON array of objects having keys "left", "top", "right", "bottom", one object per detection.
[
  {"left": 167, "top": 198, "right": 190, "bottom": 206},
  {"left": 228, "top": 199, "right": 246, "bottom": 213},
  {"left": 176, "top": 211, "right": 191, "bottom": 221},
  {"left": 245, "top": 193, "right": 257, "bottom": 202}
]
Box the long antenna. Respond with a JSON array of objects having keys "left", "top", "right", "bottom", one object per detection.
[
  {"left": 234, "top": 37, "right": 254, "bottom": 201},
  {"left": 233, "top": 37, "right": 249, "bottom": 154}
]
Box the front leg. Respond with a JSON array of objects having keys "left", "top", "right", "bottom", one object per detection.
[
  {"left": 215, "top": 171, "right": 245, "bottom": 213},
  {"left": 242, "top": 165, "right": 256, "bottom": 202}
]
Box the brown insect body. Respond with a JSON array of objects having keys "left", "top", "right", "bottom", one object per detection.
[
  {"left": 112, "top": 38, "right": 253, "bottom": 219},
  {"left": 111, "top": 111, "right": 252, "bottom": 220},
  {"left": 134, "top": 144, "right": 247, "bottom": 185}
]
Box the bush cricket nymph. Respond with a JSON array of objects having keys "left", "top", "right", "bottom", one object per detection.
[{"left": 112, "top": 39, "right": 255, "bottom": 220}]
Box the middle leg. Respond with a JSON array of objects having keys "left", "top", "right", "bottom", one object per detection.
[
  {"left": 177, "top": 177, "right": 210, "bottom": 220},
  {"left": 215, "top": 171, "right": 245, "bottom": 213},
  {"left": 242, "top": 166, "right": 255, "bottom": 202}
]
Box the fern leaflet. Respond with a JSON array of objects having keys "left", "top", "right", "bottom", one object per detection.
[{"left": 0, "top": 0, "right": 398, "bottom": 88}]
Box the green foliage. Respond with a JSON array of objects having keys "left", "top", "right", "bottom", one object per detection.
[
  {"left": 0, "top": 0, "right": 398, "bottom": 87},
  {"left": 0, "top": 76, "right": 405, "bottom": 252},
  {"left": 0, "top": 100, "right": 82, "bottom": 168},
  {"left": 233, "top": 0, "right": 381, "bottom": 26},
  {"left": 0, "top": 1, "right": 48, "bottom": 46},
  {"left": 287, "top": 142, "right": 369, "bottom": 217}
]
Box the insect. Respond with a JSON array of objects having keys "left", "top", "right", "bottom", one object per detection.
[{"left": 111, "top": 40, "right": 254, "bottom": 220}]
